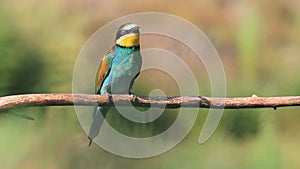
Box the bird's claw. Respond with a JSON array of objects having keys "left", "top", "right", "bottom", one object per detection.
[
  {"left": 129, "top": 91, "right": 138, "bottom": 103},
  {"left": 106, "top": 92, "right": 113, "bottom": 103}
]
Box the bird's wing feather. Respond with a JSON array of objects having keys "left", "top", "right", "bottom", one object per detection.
[
  {"left": 89, "top": 49, "right": 114, "bottom": 145},
  {"left": 96, "top": 47, "right": 114, "bottom": 94}
]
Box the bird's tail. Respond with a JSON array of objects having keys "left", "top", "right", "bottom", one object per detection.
[{"left": 88, "top": 106, "right": 108, "bottom": 146}]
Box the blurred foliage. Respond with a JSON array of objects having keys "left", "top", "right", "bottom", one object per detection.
[
  {"left": 225, "top": 110, "right": 260, "bottom": 139},
  {"left": 236, "top": 8, "right": 261, "bottom": 83},
  {"left": 0, "top": 0, "right": 300, "bottom": 169}
]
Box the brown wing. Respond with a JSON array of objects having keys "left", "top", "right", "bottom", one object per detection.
[{"left": 96, "top": 49, "right": 114, "bottom": 94}]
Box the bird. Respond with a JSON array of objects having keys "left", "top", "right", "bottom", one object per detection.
[{"left": 88, "top": 23, "right": 142, "bottom": 146}]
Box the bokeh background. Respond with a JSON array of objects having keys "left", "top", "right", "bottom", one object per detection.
[{"left": 1, "top": 0, "right": 300, "bottom": 168}]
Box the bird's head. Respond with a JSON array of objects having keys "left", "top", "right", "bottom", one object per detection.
[{"left": 115, "top": 23, "right": 140, "bottom": 47}]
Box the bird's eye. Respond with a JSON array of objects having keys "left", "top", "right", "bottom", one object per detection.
[{"left": 121, "top": 30, "right": 126, "bottom": 35}]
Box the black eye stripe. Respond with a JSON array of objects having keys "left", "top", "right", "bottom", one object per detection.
[
  {"left": 121, "top": 29, "right": 130, "bottom": 34},
  {"left": 115, "top": 26, "right": 139, "bottom": 41},
  {"left": 116, "top": 30, "right": 129, "bottom": 39}
]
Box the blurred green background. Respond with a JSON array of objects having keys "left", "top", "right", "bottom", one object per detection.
[{"left": 1, "top": 0, "right": 300, "bottom": 169}]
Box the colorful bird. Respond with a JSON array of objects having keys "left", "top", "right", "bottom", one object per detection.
[{"left": 88, "top": 23, "right": 142, "bottom": 146}]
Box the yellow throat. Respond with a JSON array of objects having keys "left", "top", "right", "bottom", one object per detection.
[{"left": 116, "top": 33, "right": 140, "bottom": 47}]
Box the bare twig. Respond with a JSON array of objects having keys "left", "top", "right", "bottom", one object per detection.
[{"left": 1, "top": 94, "right": 300, "bottom": 110}]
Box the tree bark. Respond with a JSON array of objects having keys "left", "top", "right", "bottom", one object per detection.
[{"left": 1, "top": 94, "right": 300, "bottom": 110}]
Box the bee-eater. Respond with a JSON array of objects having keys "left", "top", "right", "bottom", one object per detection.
[{"left": 88, "top": 23, "right": 142, "bottom": 146}]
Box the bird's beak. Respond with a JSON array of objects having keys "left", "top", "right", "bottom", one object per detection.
[{"left": 132, "top": 25, "right": 140, "bottom": 34}]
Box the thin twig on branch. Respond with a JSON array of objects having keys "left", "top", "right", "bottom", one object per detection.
[{"left": 1, "top": 94, "right": 300, "bottom": 110}]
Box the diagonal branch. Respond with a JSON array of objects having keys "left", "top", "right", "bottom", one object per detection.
[{"left": 0, "top": 94, "right": 300, "bottom": 110}]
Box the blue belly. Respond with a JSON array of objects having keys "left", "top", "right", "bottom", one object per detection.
[{"left": 100, "top": 46, "right": 142, "bottom": 94}]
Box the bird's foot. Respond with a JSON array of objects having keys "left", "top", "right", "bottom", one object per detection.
[
  {"left": 129, "top": 91, "right": 138, "bottom": 103},
  {"left": 106, "top": 92, "right": 113, "bottom": 103}
]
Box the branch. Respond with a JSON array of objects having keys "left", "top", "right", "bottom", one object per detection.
[{"left": 1, "top": 94, "right": 300, "bottom": 110}]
